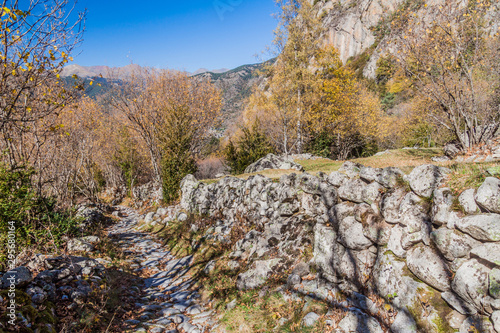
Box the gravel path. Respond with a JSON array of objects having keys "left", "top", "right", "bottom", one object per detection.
[{"left": 107, "top": 206, "right": 217, "bottom": 333}]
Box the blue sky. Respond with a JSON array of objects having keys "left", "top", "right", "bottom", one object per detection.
[{"left": 71, "top": 0, "right": 278, "bottom": 72}]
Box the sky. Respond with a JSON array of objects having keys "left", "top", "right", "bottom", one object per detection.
[{"left": 71, "top": 0, "right": 279, "bottom": 72}]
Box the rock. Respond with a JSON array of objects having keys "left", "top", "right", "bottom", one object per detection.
[
  {"left": 338, "top": 178, "right": 368, "bottom": 203},
  {"left": 459, "top": 315, "right": 496, "bottom": 333},
  {"left": 455, "top": 214, "right": 500, "bottom": 241},
  {"left": 302, "top": 312, "right": 320, "bottom": 327},
  {"left": 444, "top": 141, "right": 462, "bottom": 158},
  {"left": 339, "top": 161, "right": 363, "bottom": 178},
  {"left": 399, "top": 192, "right": 429, "bottom": 233},
  {"left": 287, "top": 274, "right": 301, "bottom": 286},
  {"left": 358, "top": 205, "right": 392, "bottom": 245},
  {"left": 381, "top": 188, "right": 406, "bottom": 223},
  {"left": 144, "top": 212, "right": 155, "bottom": 223},
  {"left": 492, "top": 311, "right": 500, "bottom": 333},
  {"left": 430, "top": 228, "right": 481, "bottom": 261},
  {"left": 432, "top": 188, "right": 455, "bottom": 226},
  {"left": 313, "top": 224, "right": 338, "bottom": 283},
  {"left": 292, "top": 262, "right": 309, "bottom": 277},
  {"left": 360, "top": 167, "right": 382, "bottom": 183},
  {"left": 362, "top": 181, "right": 383, "bottom": 205},
  {"left": 338, "top": 246, "right": 377, "bottom": 284},
  {"left": 475, "top": 177, "right": 500, "bottom": 213},
  {"left": 67, "top": 236, "right": 100, "bottom": 252},
  {"left": 203, "top": 260, "right": 216, "bottom": 275},
  {"left": 338, "top": 309, "right": 384, "bottom": 333},
  {"left": 408, "top": 164, "right": 450, "bottom": 198},
  {"left": 244, "top": 153, "right": 304, "bottom": 173},
  {"left": 441, "top": 291, "right": 478, "bottom": 315},
  {"left": 391, "top": 310, "right": 417, "bottom": 333},
  {"left": 26, "top": 286, "right": 47, "bottom": 304},
  {"left": 378, "top": 167, "right": 404, "bottom": 188},
  {"left": 470, "top": 243, "right": 500, "bottom": 267},
  {"left": 1, "top": 266, "right": 32, "bottom": 288},
  {"left": 459, "top": 189, "right": 479, "bottom": 214},
  {"left": 226, "top": 299, "right": 237, "bottom": 310},
  {"left": 177, "top": 212, "right": 188, "bottom": 222},
  {"left": 490, "top": 268, "right": 500, "bottom": 299},
  {"left": 76, "top": 205, "right": 105, "bottom": 228},
  {"left": 337, "top": 216, "right": 373, "bottom": 250},
  {"left": 387, "top": 224, "right": 407, "bottom": 258},
  {"left": 327, "top": 171, "right": 349, "bottom": 187},
  {"left": 432, "top": 155, "right": 451, "bottom": 162},
  {"left": 452, "top": 259, "right": 490, "bottom": 311},
  {"left": 406, "top": 245, "right": 451, "bottom": 291},
  {"left": 236, "top": 259, "right": 279, "bottom": 290}
]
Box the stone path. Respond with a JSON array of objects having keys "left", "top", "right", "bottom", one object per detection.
[{"left": 107, "top": 206, "right": 217, "bottom": 333}]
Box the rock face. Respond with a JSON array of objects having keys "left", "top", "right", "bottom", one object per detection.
[
  {"left": 244, "top": 153, "right": 305, "bottom": 174},
  {"left": 179, "top": 163, "right": 500, "bottom": 332}
]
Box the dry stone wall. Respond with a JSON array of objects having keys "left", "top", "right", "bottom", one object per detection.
[{"left": 180, "top": 161, "right": 500, "bottom": 332}]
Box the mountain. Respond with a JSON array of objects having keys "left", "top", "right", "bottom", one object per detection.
[
  {"left": 61, "top": 64, "right": 144, "bottom": 79},
  {"left": 190, "top": 68, "right": 230, "bottom": 76},
  {"left": 193, "top": 60, "right": 273, "bottom": 128}
]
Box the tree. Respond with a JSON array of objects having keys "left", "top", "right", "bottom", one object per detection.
[
  {"left": 111, "top": 69, "right": 222, "bottom": 192},
  {"left": 260, "top": 0, "right": 324, "bottom": 154},
  {"left": 390, "top": 0, "right": 500, "bottom": 150},
  {"left": 224, "top": 120, "right": 274, "bottom": 174},
  {"left": 0, "top": 1, "right": 85, "bottom": 169}
]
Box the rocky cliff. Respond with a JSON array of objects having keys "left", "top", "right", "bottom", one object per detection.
[{"left": 179, "top": 161, "right": 500, "bottom": 332}]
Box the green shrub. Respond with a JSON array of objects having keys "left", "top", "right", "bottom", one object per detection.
[
  {"left": 0, "top": 164, "right": 81, "bottom": 271},
  {"left": 224, "top": 120, "right": 274, "bottom": 174}
]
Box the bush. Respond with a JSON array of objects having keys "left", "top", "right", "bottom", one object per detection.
[
  {"left": 224, "top": 121, "right": 274, "bottom": 174},
  {"left": 0, "top": 164, "right": 81, "bottom": 270}
]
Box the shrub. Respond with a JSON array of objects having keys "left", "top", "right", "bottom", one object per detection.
[{"left": 224, "top": 121, "right": 274, "bottom": 174}]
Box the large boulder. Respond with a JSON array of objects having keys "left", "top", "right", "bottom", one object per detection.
[
  {"left": 455, "top": 214, "right": 500, "bottom": 242},
  {"left": 406, "top": 245, "right": 451, "bottom": 291},
  {"left": 408, "top": 164, "right": 450, "bottom": 198},
  {"left": 381, "top": 188, "right": 407, "bottom": 223},
  {"left": 67, "top": 236, "right": 100, "bottom": 252},
  {"left": 459, "top": 189, "right": 480, "bottom": 215},
  {"left": 430, "top": 228, "right": 481, "bottom": 261},
  {"left": 337, "top": 216, "right": 373, "bottom": 250},
  {"left": 451, "top": 259, "right": 490, "bottom": 311},
  {"left": 475, "top": 177, "right": 500, "bottom": 213},
  {"left": 338, "top": 179, "right": 368, "bottom": 203},
  {"left": 244, "top": 154, "right": 304, "bottom": 174}
]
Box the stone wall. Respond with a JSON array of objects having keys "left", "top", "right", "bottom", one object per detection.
[{"left": 180, "top": 162, "right": 500, "bottom": 332}]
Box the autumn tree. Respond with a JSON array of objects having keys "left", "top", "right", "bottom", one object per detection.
[
  {"left": 260, "top": 0, "right": 325, "bottom": 154},
  {"left": 111, "top": 68, "right": 222, "bottom": 198},
  {"left": 390, "top": 0, "right": 500, "bottom": 150}
]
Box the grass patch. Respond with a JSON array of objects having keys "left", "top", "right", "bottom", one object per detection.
[{"left": 446, "top": 162, "right": 500, "bottom": 196}]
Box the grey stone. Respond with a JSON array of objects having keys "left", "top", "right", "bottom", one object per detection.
[
  {"left": 432, "top": 188, "right": 455, "bottom": 226},
  {"left": 378, "top": 167, "right": 404, "bottom": 188},
  {"left": 408, "top": 164, "right": 450, "bottom": 198},
  {"left": 302, "top": 312, "right": 320, "bottom": 327},
  {"left": 287, "top": 274, "right": 301, "bottom": 286},
  {"left": 313, "top": 224, "right": 338, "bottom": 283},
  {"left": 406, "top": 245, "right": 451, "bottom": 291},
  {"left": 391, "top": 310, "right": 417, "bottom": 333},
  {"left": 236, "top": 259, "right": 279, "bottom": 290},
  {"left": 292, "top": 262, "right": 310, "bottom": 277},
  {"left": 381, "top": 188, "right": 406, "bottom": 223},
  {"left": 490, "top": 268, "right": 500, "bottom": 299},
  {"left": 337, "top": 216, "right": 373, "bottom": 250},
  {"left": 226, "top": 299, "right": 237, "bottom": 310},
  {"left": 475, "top": 177, "right": 500, "bottom": 213},
  {"left": 1, "top": 266, "right": 32, "bottom": 288},
  {"left": 203, "top": 260, "right": 216, "bottom": 275},
  {"left": 327, "top": 171, "right": 348, "bottom": 187},
  {"left": 442, "top": 291, "right": 478, "bottom": 315},
  {"left": 399, "top": 192, "right": 429, "bottom": 233},
  {"left": 431, "top": 228, "right": 481, "bottom": 261},
  {"left": 144, "top": 212, "right": 155, "bottom": 223},
  {"left": 459, "top": 189, "right": 479, "bottom": 214},
  {"left": 452, "top": 259, "right": 491, "bottom": 311},
  {"left": 338, "top": 178, "right": 368, "bottom": 203},
  {"left": 492, "top": 311, "right": 500, "bottom": 333},
  {"left": 338, "top": 309, "right": 384, "bottom": 333},
  {"left": 244, "top": 153, "right": 304, "bottom": 173},
  {"left": 362, "top": 181, "right": 383, "bottom": 205},
  {"left": 177, "top": 212, "right": 188, "bottom": 222},
  {"left": 360, "top": 166, "right": 382, "bottom": 183},
  {"left": 456, "top": 214, "right": 500, "bottom": 241},
  {"left": 387, "top": 224, "right": 407, "bottom": 258},
  {"left": 470, "top": 243, "right": 500, "bottom": 267},
  {"left": 459, "top": 315, "right": 496, "bottom": 333},
  {"left": 338, "top": 161, "right": 363, "bottom": 178}
]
